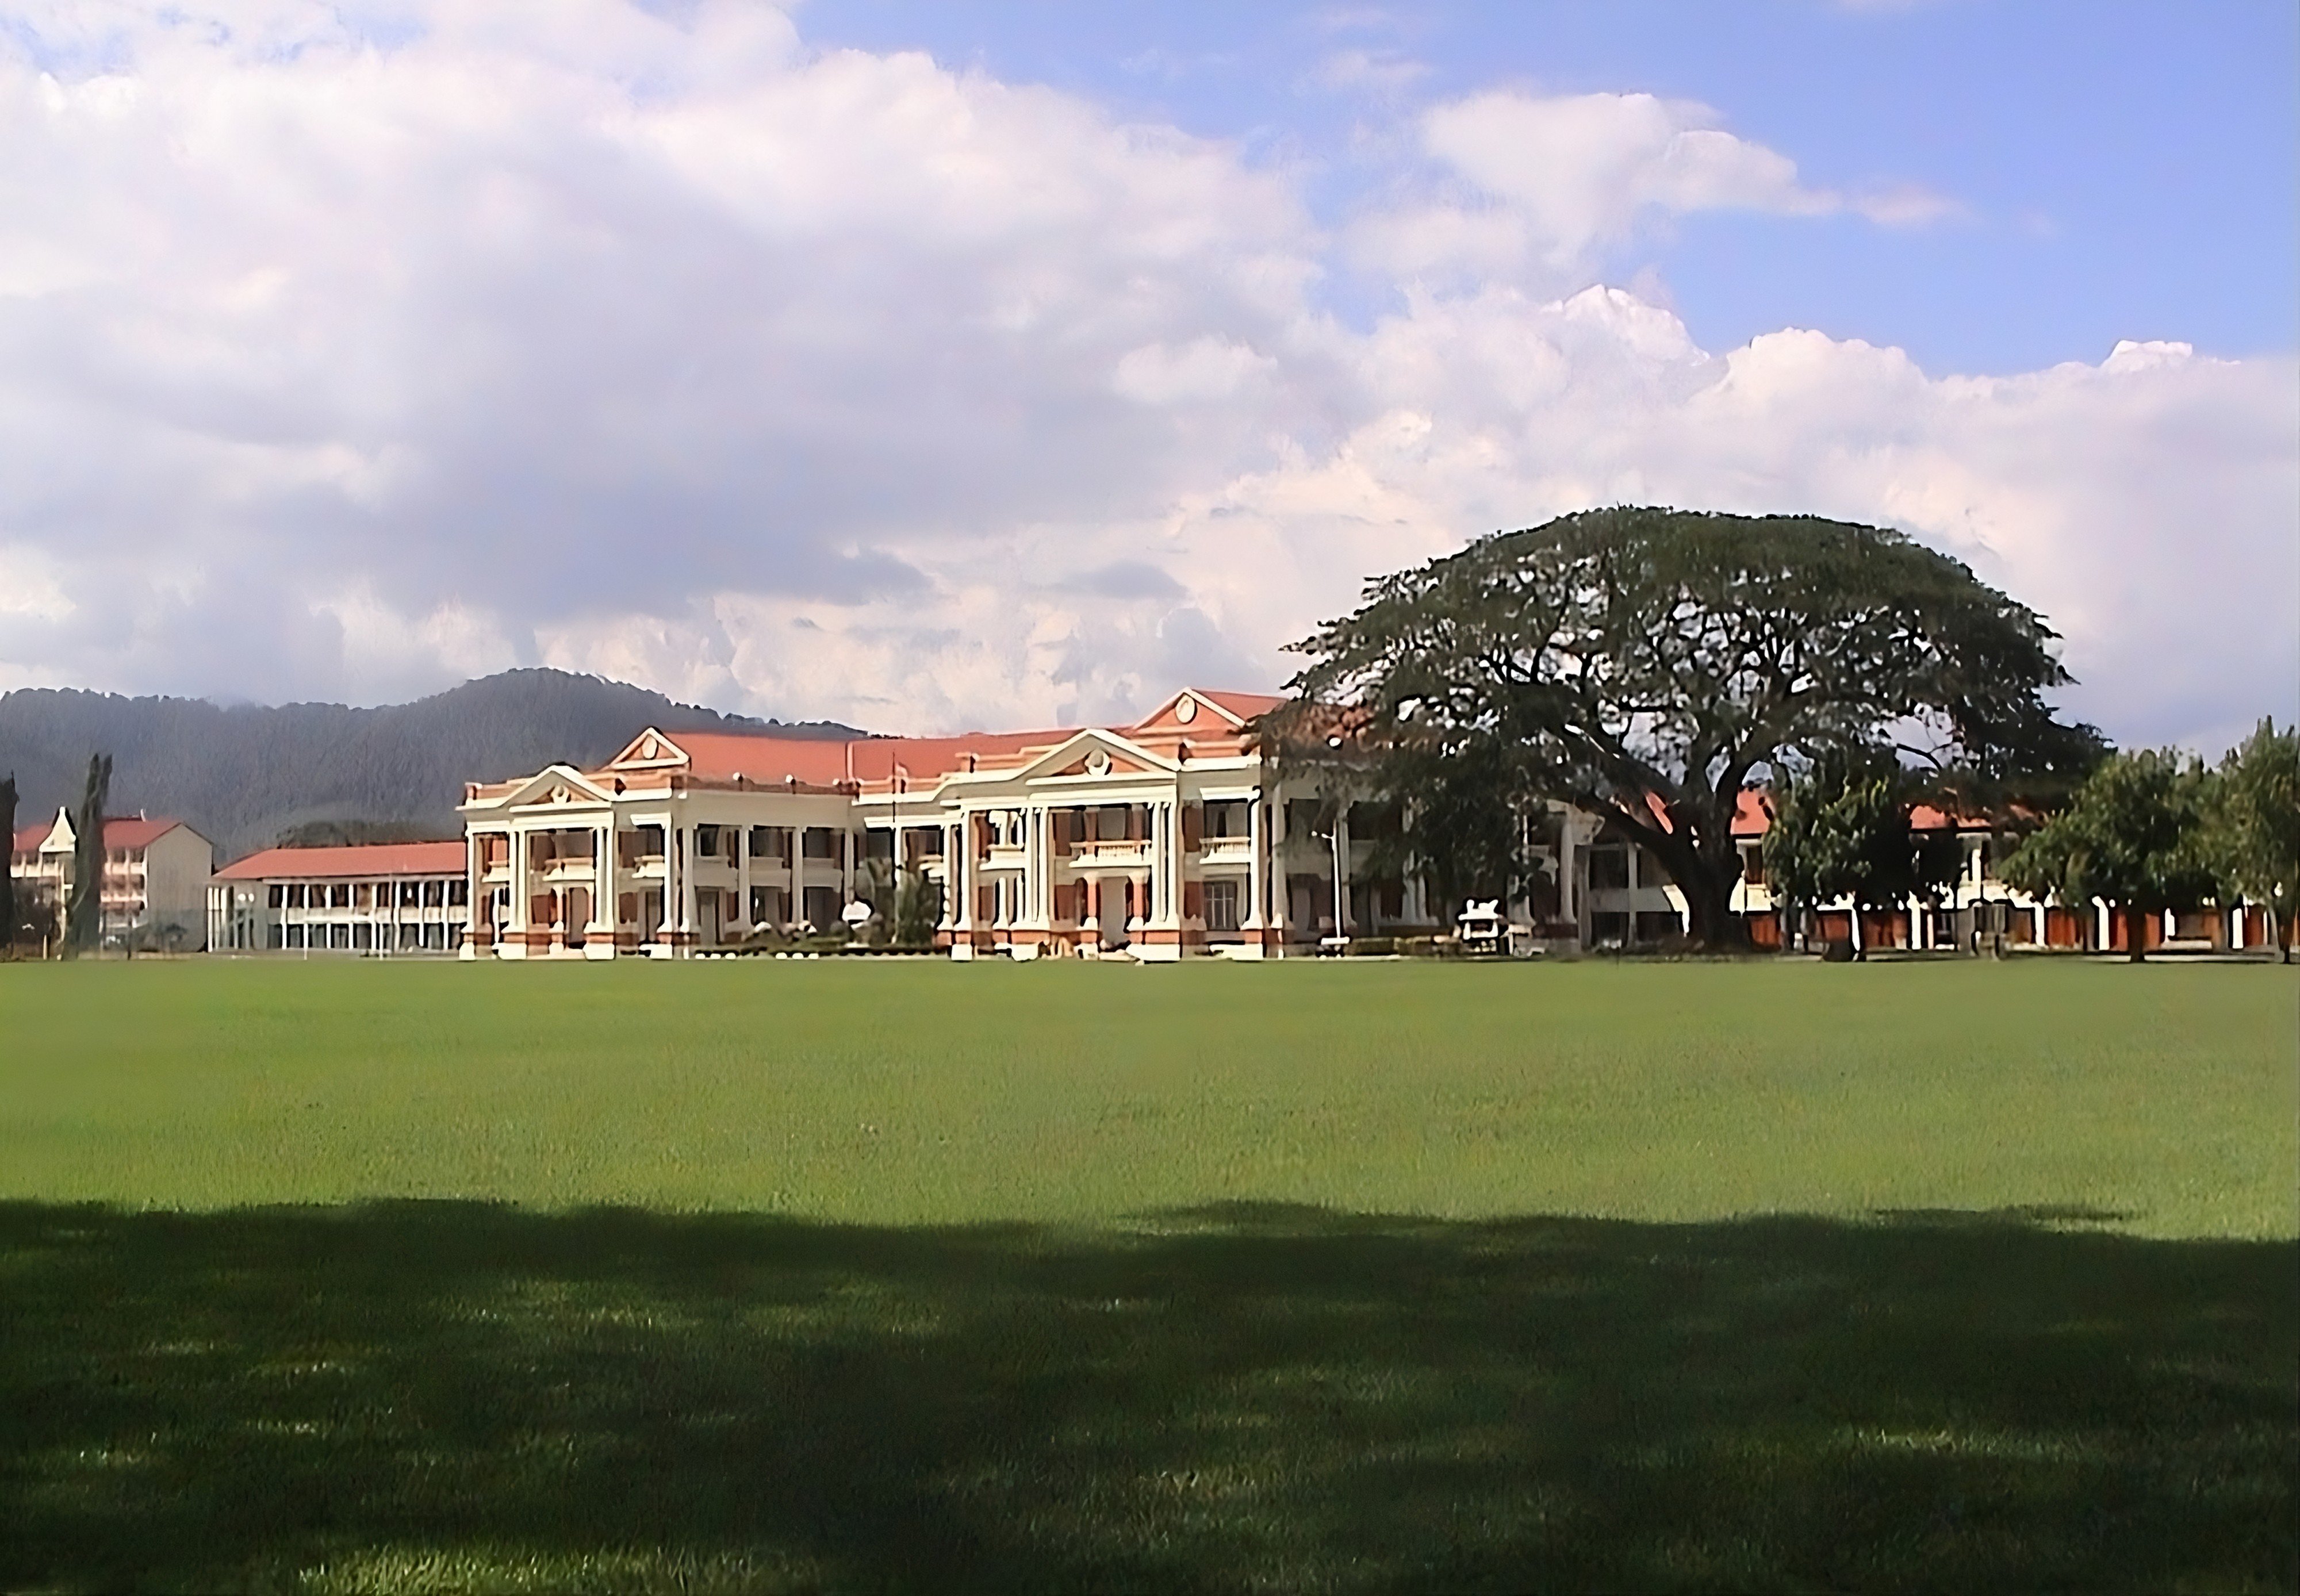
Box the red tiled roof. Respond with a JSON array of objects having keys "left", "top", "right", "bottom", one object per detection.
[
  {"left": 1732, "top": 790, "right": 1773, "bottom": 837},
  {"left": 11, "top": 816, "right": 193, "bottom": 853},
  {"left": 1184, "top": 689, "right": 1287, "bottom": 724},
  {"left": 578, "top": 690, "right": 1281, "bottom": 795},
  {"left": 216, "top": 841, "right": 467, "bottom": 881},
  {"left": 849, "top": 729, "right": 1076, "bottom": 784},
  {"left": 1728, "top": 795, "right": 1987, "bottom": 838},
  {"left": 105, "top": 817, "right": 190, "bottom": 851},
  {"left": 637, "top": 732, "right": 854, "bottom": 785}
]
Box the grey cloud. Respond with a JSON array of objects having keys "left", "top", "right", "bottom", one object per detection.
[{"left": 1063, "top": 561, "right": 1187, "bottom": 601}]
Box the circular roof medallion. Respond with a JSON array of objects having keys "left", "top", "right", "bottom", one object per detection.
[
  {"left": 1174, "top": 694, "right": 1198, "bottom": 723},
  {"left": 1085, "top": 749, "right": 1111, "bottom": 776}
]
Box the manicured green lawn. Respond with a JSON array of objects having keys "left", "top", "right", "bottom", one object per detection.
[
  {"left": 1, "top": 958, "right": 2293, "bottom": 1591},
  {"left": 1, "top": 957, "right": 2293, "bottom": 1233}
]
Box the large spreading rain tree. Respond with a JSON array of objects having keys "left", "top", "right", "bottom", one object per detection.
[{"left": 1271, "top": 508, "right": 2098, "bottom": 948}]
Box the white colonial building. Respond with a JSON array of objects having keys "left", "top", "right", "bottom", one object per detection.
[{"left": 458, "top": 688, "right": 1555, "bottom": 961}]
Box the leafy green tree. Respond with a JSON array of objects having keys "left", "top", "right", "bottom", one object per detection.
[
  {"left": 2001, "top": 749, "right": 2215, "bottom": 962},
  {"left": 64, "top": 753, "right": 111, "bottom": 956},
  {"left": 1274, "top": 508, "right": 2092, "bottom": 948},
  {"left": 850, "top": 857, "right": 942, "bottom": 949},
  {"left": 1367, "top": 741, "right": 1540, "bottom": 922},
  {"left": 1764, "top": 750, "right": 1962, "bottom": 956},
  {"left": 893, "top": 870, "right": 943, "bottom": 949},
  {"left": 2204, "top": 718, "right": 2298, "bottom": 961}
]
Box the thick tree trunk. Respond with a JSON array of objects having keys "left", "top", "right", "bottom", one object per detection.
[
  {"left": 1678, "top": 869, "right": 1748, "bottom": 952},
  {"left": 2123, "top": 903, "right": 2149, "bottom": 964},
  {"left": 1613, "top": 806, "right": 1746, "bottom": 952}
]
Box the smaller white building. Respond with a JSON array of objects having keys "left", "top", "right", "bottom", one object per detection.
[
  {"left": 208, "top": 841, "right": 471, "bottom": 954},
  {"left": 9, "top": 810, "right": 213, "bottom": 950}
]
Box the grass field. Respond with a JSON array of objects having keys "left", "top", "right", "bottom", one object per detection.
[{"left": 2, "top": 958, "right": 2294, "bottom": 1591}]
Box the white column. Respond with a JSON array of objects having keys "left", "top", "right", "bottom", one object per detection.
[
  {"left": 1268, "top": 796, "right": 1289, "bottom": 937},
  {"left": 942, "top": 820, "right": 963, "bottom": 932},
  {"left": 788, "top": 828, "right": 806, "bottom": 927},
  {"left": 674, "top": 824, "right": 696, "bottom": 940},
  {"left": 1243, "top": 791, "right": 1266, "bottom": 928},
  {"left": 1333, "top": 808, "right": 1352, "bottom": 932},
  {"left": 463, "top": 832, "right": 484, "bottom": 957},
  {"left": 508, "top": 827, "right": 530, "bottom": 934},
  {"left": 734, "top": 823, "right": 751, "bottom": 932},
  {"left": 1149, "top": 802, "right": 1167, "bottom": 923},
  {"left": 1027, "top": 807, "right": 1045, "bottom": 924},
  {"left": 591, "top": 822, "right": 616, "bottom": 954}
]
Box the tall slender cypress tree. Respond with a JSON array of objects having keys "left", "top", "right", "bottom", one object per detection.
[
  {"left": 65, "top": 754, "right": 111, "bottom": 955},
  {"left": 1, "top": 774, "right": 16, "bottom": 954}
]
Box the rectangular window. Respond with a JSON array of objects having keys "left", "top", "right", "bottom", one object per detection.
[
  {"left": 802, "top": 827, "right": 838, "bottom": 860},
  {"left": 695, "top": 824, "right": 720, "bottom": 858},
  {"left": 267, "top": 923, "right": 284, "bottom": 949},
  {"left": 1587, "top": 847, "right": 1630, "bottom": 892},
  {"left": 864, "top": 830, "right": 895, "bottom": 861},
  {"left": 268, "top": 884, "right": 285, "bottom": 908},
  {"left": 449, "top": 879, "right": 469, "bottom": 907},
  {"left": 1203, "top": 878, "right": 1240, "bottom": 932},
  {"left": 331, "top": 923, "right": 351, "bottom": 950},
  {"left": 332, "top": 883, "right": 352, "bottom": 909}
]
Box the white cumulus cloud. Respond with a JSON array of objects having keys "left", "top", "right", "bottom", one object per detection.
[{"left": 0, "top": 2, "right": 2287, "bottom": 757}]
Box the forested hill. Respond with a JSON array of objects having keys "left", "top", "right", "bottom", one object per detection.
[{"left": 0, "top": 669, "right": 860, "bottom": 861}]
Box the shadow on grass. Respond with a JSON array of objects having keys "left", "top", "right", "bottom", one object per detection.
[{"left": 2, "top": 1202, "right": 2291, "bottom": 1594}]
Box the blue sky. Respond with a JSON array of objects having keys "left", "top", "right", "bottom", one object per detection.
[
  {"left": 0, "top": 1, "right": 2291, "bottom": 747},
  {"left": 807, "top": 0, "right": 2299, "bottom": 374}
]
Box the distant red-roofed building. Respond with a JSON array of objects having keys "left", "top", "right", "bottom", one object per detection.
[
  {"left": 1723, "top": 793, "right": 2269, "bottom": 955},
  {"left": 206, "top": 841, "right": 471, "bottom": 954},
  {"left": 8, "top": 810, "right": 214, "bottom": 950}
]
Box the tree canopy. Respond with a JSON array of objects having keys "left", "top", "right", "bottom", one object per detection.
[
  {"left": 1762, "top": 750, "right": 1961, "bottom": 954},
  {"left": 2203, "top": 718, "right": 2298, "bottom": 960},
  {"left": 2000, "top": 749, "right": 2217, "bottom": 961},
  {"left": 1273, "top": 507, "right": 2094, "bottom": 947}
]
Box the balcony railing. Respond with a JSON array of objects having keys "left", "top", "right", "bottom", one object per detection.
[{"left": 1071, "top": 839, "right": 1151, "bottom": 863}]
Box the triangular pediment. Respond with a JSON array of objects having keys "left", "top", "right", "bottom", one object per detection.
[
  {"left": 1133, "top": 689, "right": 1249, "bottom": 735},
  {"left": 605, "top": 727, "right": 691, "bottom": 771},
  {"left": 1011, "top": 728, "right": 1175, "bottom": 782},
  {"left": 499, "top": 765, "right": 617, "bottom": 808},
  {"left": 37, "top": 807, "right": 75, "bottom": 853}
]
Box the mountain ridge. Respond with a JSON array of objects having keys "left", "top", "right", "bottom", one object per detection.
[{"left": 0, "top": 669, "right": 861, "bottom": 861}]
